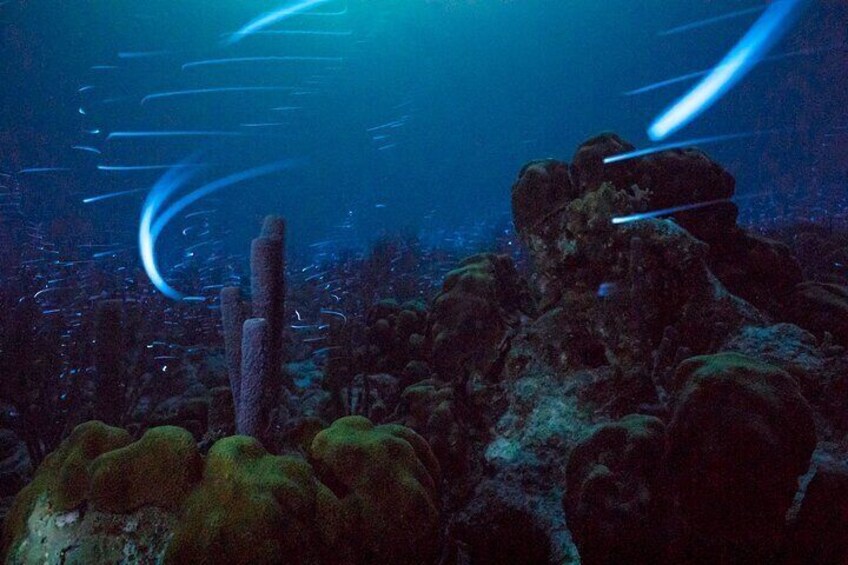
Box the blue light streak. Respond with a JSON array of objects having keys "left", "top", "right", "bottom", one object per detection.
[{"left": 648, "top": 0, "right": 809, "bottom": 141}]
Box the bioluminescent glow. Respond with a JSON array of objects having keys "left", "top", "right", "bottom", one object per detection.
[
  {"left": 612, "top": 193, "right": 762, "bottom": 225},
  {"left": 140, "top": 160, "right": 298, "bottom": 300},
  {"left": 658, "top": 6, "right": 765, "bottom": 36},
  {"left": 98, "top": 164, "right": 195, "bottom": 172},
  {"left": 303, "top": 5, "right": 347, "bottom": 16},
  {"left": 71, "top": 146, "right": 102, "bottom": 155},
  {"left": 612, "top": 198, "right": 732, "bottom": 225},
  {"left": 141, "top": 87, "right": 294, "bottom": 105},
  {"left": 150, "top": 161, "right": 297, "bottom": 238},
  {"left": 19, "top": 167, "right": 72, "bottom": 174},
  {"left": 93, "top": 249, "right": 131, "bottom": 259},
  {"left": 82, "top": 187, "right": 147, "bottom": 204},
  {"left": 107, "top": 131, "right": 243, "bottom": 141},
  {"left": 139, "top": 163, "right": 203, "bottom": 300},
  {"left": 241, "top": 122, "right": 288, "bottom": 128},
  {"left": 118, "top": 51, "right": 170, "bottom": 59},
  {"left": 182, "top": 56, "right": 343, "bottom": 71},
  {"left": 184, "top": 209, "right": 216, "bottom": 219},
  {"left": 241, "top": 29, "right": 352, "bottom": 36},
  {"left": 603, "top": 131, "right": 767, "bottom": 164},
  {"left": 648, "top": 0, "right": 809, "bottom": 141},
  {"left": 227, "top": 0, "right": 334, "bottom": 44},
  {"left": 78, "top": 85, "right": 95, "bottom": 93},
  {"left": 625, "top": 69, "right": 709, "bottom": 96},
  {"left": 625, "top": 46, "right": 843, "bottom": 97},
  {"left": 90, "top": 65, "right": 118, "bottom": 70}
]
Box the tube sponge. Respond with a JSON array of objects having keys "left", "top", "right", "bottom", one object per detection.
[
  {"left": 237, "top": 318, "right": 273, "bottom": 439},
  {"left": 250, "top": 216, "right": 286, "bottom": 378},
  {"left": 220, "top": 287, "right": 247, "bottom": 408}
]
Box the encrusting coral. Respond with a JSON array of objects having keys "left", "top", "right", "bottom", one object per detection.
[{"left": 2, "top": 416, "right": 440, "bottom": 565}]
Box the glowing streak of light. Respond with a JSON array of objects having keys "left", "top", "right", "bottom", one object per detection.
[
  {"left": 139, "top": 160, "right": 298, "bottom": 300},
  {"left": 241, "top": 122, "right": 288, "bottom": 128},
  {"left": 141, "top": 87, "right": 294, "bottom": 105},
  {"left": 625, "top": 69, "right": 709, "bottom": 96},
  {"left": 118, "top": 50, "right": 170, "bottom": 59},
  {"left": 658, "top": 6, "right": 765, "bottom": 36},
  {"left": 227, "top": 0, "right": 334, "bottom": 44},
  {"left": 19, "top": 167, "right": 72, "bottom": 174},
  {"left": 139, "top": 163, "right": 204, "bottom": 301},
  {"left": 625, "top": 45, "right": 846, "bottom": 97},
  {"left": 648, "top": 0, "right": 810, "bottom": 141},
  {"left": 82, "top": 187, "right": 147, "bottom": 204},
  {"left": 612, "top": 199, "right": 733, "bottom": 225},
  {"left": 604, "top": 131, "right": 771, "bottom": 164},
  {"left": 93, "top": 249, "right": 131, "bottom": 259},
  {"left": 99, "top": 164, "right": 196, "bottom": 172},
  {"left": 107, "top": 131, "right": 243, "bottom": 140},
  {"left": 72, "top": 146, "right": 102, "bottom": 155},
  {"left": 611, "top": 193, "right": 763, "bottom": 225},
  {"left": 304, "top": 5, "right": 347, "bottom": 16},
  {"left": 242, "top": 29, "right": 352, "bottom": 36},
  {"left": 182, "top": 56, "right": 343, "bottom": 70}
]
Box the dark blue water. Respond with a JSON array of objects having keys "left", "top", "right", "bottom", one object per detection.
[{"left": 0, "top": 0, "right": 846, "bottom": 269}]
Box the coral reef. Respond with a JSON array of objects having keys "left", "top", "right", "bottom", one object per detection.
[
  {"left": 4, "top": 133, "right": 848, "bottom": 565},
  {"left": 564, "top": 354, "right": 816, "bottom": 564},
  {"left": 310, "top": 416, "right": 441, "bottom": 564},
  {"left": 665, "top": 353, "right": 816, "bottom": 562},
  {"left": 430, "top": 253, "right": 531, "bottom": 382},
  {"left": 166, "top": 435, "right": 333, "bottom": 565},
  {"left": 2, "top": 417, "right": 440, "bottom": 565},
  {"left": 564, "top": 414, "right": 666, "bottom": 564}
]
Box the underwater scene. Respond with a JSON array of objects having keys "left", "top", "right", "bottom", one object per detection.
[{"left": 1, "top": 0, "right": 847, "bottom": 563}]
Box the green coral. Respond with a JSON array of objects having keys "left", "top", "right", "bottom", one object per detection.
[
  {"left": 4, "top": 418, "right": 443, "bottom": 565},
  {"left": 1, "top": 421, "right": 131, "bottom": 558},
  {"left": 310, "top": 416, "right": 441, "bottom": 565},
  {"left": 166, "top": 435, "right": 340, "bottom": 565},
  {"left": 671, "top": 351, "right": 798, "bottom": 396},
  {"left": 89, "top": 426, "right": 202, "bottom": 514},
  {"left": 667, "top": 352, "right": 816, "bottom": 558},
  {"left": 431, "top": 253, "right": 528, "bottom": 380},
  {"left": 401, "top": 380, "right": 467, "bottom": 475}
]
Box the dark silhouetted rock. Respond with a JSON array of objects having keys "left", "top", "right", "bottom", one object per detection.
[
  {"left": 666, "top": 353, "right": 816, "bottom": 562},
  {"left": 564, "top": 414, "right": 666, "bottom": 565},
  {"left": 571, "top": 132, "right": 637, "bottom": 194},
  {"left": 709, "top": 230, "right": 804, "bottom": 316},
  {"left": 430, "top": 253, "right": 531, "bottom": 381},
  {"left": 511, "top": 159, "right": 574, "bottom": 241},
  {"left": 783, "top": 463, "right": 848, "bottom": 565},
  {"left": 786, "top": 282, "right": 848, "bottom": 346}
]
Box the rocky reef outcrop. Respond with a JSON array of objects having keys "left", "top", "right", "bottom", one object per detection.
[{"left": 4, "top": 132, "right": 848, "bottom": 565}]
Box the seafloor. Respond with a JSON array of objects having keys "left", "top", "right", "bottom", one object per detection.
[{"left": 2, "top": 133, "right": 848, "bottom": 564}]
